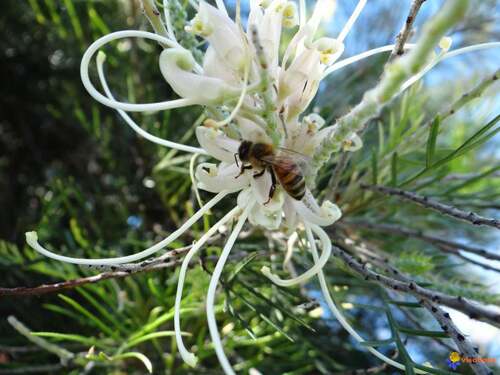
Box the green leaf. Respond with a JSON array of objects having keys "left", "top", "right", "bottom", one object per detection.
[
  {"left": 359, "top": 338, "right": 394, "bottom": 347},
  {"left": 227, "top": 252, "right": 259, "bottom": 284},
  {"left": 122, "top": 331, "right": 181, "bottom": 351},
  {"left": 391, "top": 152, "right": 398, "bottom": 186},
  {"left": 388, "top": 300, "right": 422, "bottom": 308},
  {"left": 401, "top": 114, "right": 500, "bottom": 186},
  {"left": 32, "top": 332, "right": 103, "bottom": 348},
  {"left": 58, "top": 294, "right": 118, "bottom": 339},
  {"left": 350, "top": 302, "right": 387, "bottom": 312},
  {"left": 413, "top": 363, "right": 457, "bottom": 375},
  {"left": 381, "top": 295, "right": 415, "bottom": 375},
  {"left": 397, "top": 327, "right": 449, "bottom": 338},
  {"left": 444, "top": 165, "right": 500, "bottom": 195},
  {"left": 426, "top": 116, "right": 440, "bottom": 167},
  {"left": 371, "top": 148, "right": 378, "bottom": 185}
]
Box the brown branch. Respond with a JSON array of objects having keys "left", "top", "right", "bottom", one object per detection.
[
  {"left": 0, "top": 245, "right": 194, "bottom": 297},
  {"left": 329, "top": 241, "right": 500, "bottom": 328},
  {"left": 438, "top": 245, "right": 500, "bottom": 273},
  {"left": 0, "top": 259, "right": 181, "bottom": 297},
  {"left": 345, "top": 221, "right": 500, "bottom": 261},
  {"left": 388, "top": 0, "right": 427, "bottom": 62},
  {"left": 361, "top": 250, "right": 491, "bottom": 375},
  {"left": 361, "top": 184, "right": 500, "bottom": 229},
  {"left": 331, "top": 240, "right": 496, "bottom": 374}
]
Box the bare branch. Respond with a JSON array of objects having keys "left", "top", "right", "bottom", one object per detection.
[
  {"left": 0, "top": 243, "right": 193, "bottom": 297},
  {"left": 329, "top": 241, "right": 500, "bottom": 328},
  {"left": 0, "top": 259, "right": 181, "bottom": 297},
  {"left": 345, "top": 221, "right": 500, "bottom": 261},
  {"left": 365, "top": 250, "right": 492, "bottom": 375},
  {"left": 141, "top": 0, "right": 168, "bottom": 39},
  {"left": 388, "top": 0, "right": 427, "bottom": 62},
  {"left": 361, "top": 184, "right": 500, "bottom": 229}
]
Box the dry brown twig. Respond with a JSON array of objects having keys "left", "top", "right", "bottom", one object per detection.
[
  {"left": 328, "top": 238, "right": 500, "bottom": 328},
  {"left": 330, "top": 239, "right": 495, "bottom": 375},
  {"left": 361, "top": 184, "right": 500, "bottom": 229},
  {"left": 388, "top": 0, "right": 428, "bottom": 61}
]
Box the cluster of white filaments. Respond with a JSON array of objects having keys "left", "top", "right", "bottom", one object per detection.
[{"left": 24, "top": 0, "right": 499, "bottom": 374}]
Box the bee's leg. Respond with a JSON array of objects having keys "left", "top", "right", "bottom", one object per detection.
[
  {"left": 253, "top": 168, "right": 266, "bottom": 178},
  {"left": 235, "top": 164, "right": 252, "bottom": 178},
  {"left": 264, "top": 167, "right": 277, "bottom": 205}
]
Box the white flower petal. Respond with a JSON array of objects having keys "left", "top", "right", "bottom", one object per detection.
[
  {"left": 203, "top": 46, "right": 241, "bottom": 85},
  {"left": 237, "top": 117, "right": 271, "bottom": 143},
  {"left": 196, "top": 162, "right": 249, "bottom": 193},
  {"left": 159, "top": 49, "right": 238, "bottom": 105},
  {"left": 250, "top": 171, "right": 272, "bottom": 204},
  {"left": 254, "top": 0, "right": 288, "bottom": 79},
  {"left": 293, "top": 190, "right": 342, "bottom": 226},
  {"left": 245, "top": 190, "right": 284, "bottom": 230},
  {"left": 282, "top": 196, "right": 298, "bottom": 231},
  {"left": 196, "top": 2, "right": 247, "bottom": 71},
  {"left": 196, "top": 126, "right": 239, "bottom": 163},
  {"left": 279, "top": 47, "right": 321, "bottom": 100}
]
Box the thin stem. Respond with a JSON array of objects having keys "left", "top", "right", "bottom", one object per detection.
[
  {"left": 0, "top": 259, "right": 181, "bottom": 297},
  {"left": 25, "top": 191, "right": 230, "bottom": 265},
  {"left": 162, "top": 0, "right": 177, "bottom": 41},
  {"left": 337, "top": 0, "right": 367, "bottom": 43},
  {"left": 365, "top": 248, "right": 491, "bottom": 375},
  {"left": 97, "top": 52, "right": 207, "bottom": 154},
  {"left": 347, "top": 221, "right": 500, "bottom": 261},
  {"left": 174, "top": 206, "right": 241, "bottom": 367},
  {"left": 322, "top": 44, "right": 416, "bottom": 79},
  {"left": 206, "top": 201, "right": 253, "bottom": 375},
  {"left": 304, "top": 224, "right": 426, "bottom": 374},
  {"left": 388, "top": 0, "right": 427, "bottom": 61},
  {"left": 7, "top": 316, "right": 75, "bottom": 365},
  {"left": 399, "top": 42, "right": 500, "bottom": 93},
  {"left": 215, "top": 0, "right": 228, "bottom": 16},
  {"left": 299, "top": 0, "right": 306, "bottom": 27},
  {"left": 330, "top": 241, "right": 500, "bottom": 328},
  {"left": 80, "top": 30, "right": 201, "bottom": 112},
  {"left": 141, "top": 0, "right": 169, "bottom": 39},
  {"left": 361, "top": 184, "right": 500, "bottom": 230}
]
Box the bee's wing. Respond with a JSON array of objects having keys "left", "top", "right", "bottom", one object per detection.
[{"left": 259, "top": 147, "right": 313, "bottom": 179}]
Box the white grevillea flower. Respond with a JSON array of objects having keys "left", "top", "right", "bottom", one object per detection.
[{"left": 25, "top": 0, "right": 500, "bottom": 374}]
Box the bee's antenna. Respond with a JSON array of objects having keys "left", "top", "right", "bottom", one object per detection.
[{"left": 234, "top": 153, "right": 240, "bottom": 168}]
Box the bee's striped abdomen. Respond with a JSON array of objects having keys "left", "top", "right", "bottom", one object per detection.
[{"left": 274, "top": 163, "right": 305, "bottom": 201}]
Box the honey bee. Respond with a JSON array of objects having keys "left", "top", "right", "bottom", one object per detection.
[{"left": 236, "top": 140, "right": 310, "bottom": 202}]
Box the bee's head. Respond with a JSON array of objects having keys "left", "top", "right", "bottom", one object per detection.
[{"left": 238, "top": 140, "right": 252, "bottom": 162}]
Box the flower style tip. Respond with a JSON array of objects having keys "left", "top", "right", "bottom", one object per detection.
[
  {"left": 439, "top": 36, "right": 453, "bottom": 52},
  {"left": 314, "top": 38, "right": 345, "bottom": 65},
  {"left": 282, "top": 2, "right": 299, "bottom": 28},
  {"left": 342, "top": 132, "right": 363, "bottom": 151},
  {"left": 25, "top": 231, "right": 38, "bottom": 244},
  {"left": 96, "top": 50, "right": 106, "bottom": 65},
  {"left": 184, "top": 352, "right": 198, "bottom": 367}
]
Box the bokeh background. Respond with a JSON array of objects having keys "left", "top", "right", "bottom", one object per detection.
[{"left": 1, "top": 0, "right": 499, "bottom": 374}]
